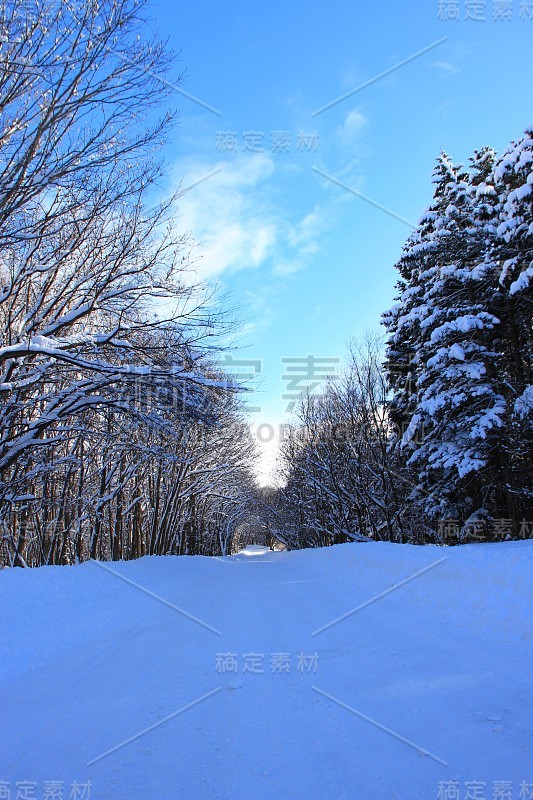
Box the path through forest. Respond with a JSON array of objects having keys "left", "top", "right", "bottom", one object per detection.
[{"left": 1, "top": 541, "right": 531, "bottom": 799}]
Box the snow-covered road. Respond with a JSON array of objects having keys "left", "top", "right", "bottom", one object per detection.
[{"left": 1, "top": 541, "right": 532, "bottom": 799}]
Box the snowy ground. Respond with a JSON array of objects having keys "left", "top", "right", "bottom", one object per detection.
[{"left": 1, "top": 540, "right": 532, "bottom": 800}]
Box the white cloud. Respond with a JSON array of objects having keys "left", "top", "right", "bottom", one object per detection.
[
  {"left": 282, "top": 204, "right": 334, "bottom": 270},
  {"left": 173, "top": 154, "right": 277, "bottom": 279},
  {"left": 272, "top": 258, "right": 305, "bottom": 278},
  {"left": 434, "top": 60, "right": 459, "bottom": 75},
  {"left": 287, "top": 208, "right": 323, "bottom": 249},
  {"left": 172, "top": 157, "right": 335, "bottom": 285},
  {"left": 336, "top": 109, "right": 368, "bottom": 145}
]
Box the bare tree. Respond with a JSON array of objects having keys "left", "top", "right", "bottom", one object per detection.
[
  {"left": 277, "top": 336, "right": 427, "bottom": 548},
  {"left": 0, "top": 0, "right": 258, "bottom": 566}
]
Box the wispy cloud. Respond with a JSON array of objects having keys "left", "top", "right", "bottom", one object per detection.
[
  {"left": 272, "top": 259, "right": 306, "bottom": 277},
  {"left": 173, "top": 154, "right": 277, "bottom": 280},
  {"left": 434, "top": 60, "right": 459, "bottom": 75},
  {"left": 287, "top": 206, "right": 326, "bottom": 252},
  {"left": 312, "top": 166, "right": 415, "bottom": 228},
  {"left": 336, "top": 109, "right": 368, "bottom": 146},
  {"left": 173, "top": 156, "right": 333, "bottom": 282}
]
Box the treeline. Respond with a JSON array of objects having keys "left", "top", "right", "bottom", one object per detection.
[
  {"left": 0, "top": 0, "right": 256, "bottom": 566},
  {"left": 1, "top": 0, "right": 531, "bottom": 564},
  {"left": 275, "top": 130, "right": 532, "bottom": 546}
]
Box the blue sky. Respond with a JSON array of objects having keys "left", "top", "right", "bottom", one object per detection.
[{"left": 148, "top": 0, "right": 532, "bottom": 482}]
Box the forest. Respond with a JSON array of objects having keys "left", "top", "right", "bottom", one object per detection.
[{"left": 0, "top": 0, "right": 531, "bottom": 567}]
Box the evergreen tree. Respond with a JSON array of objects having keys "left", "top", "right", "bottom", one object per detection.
[{"left": 384, "top": 130, "right": 533, "bottom": 540}]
